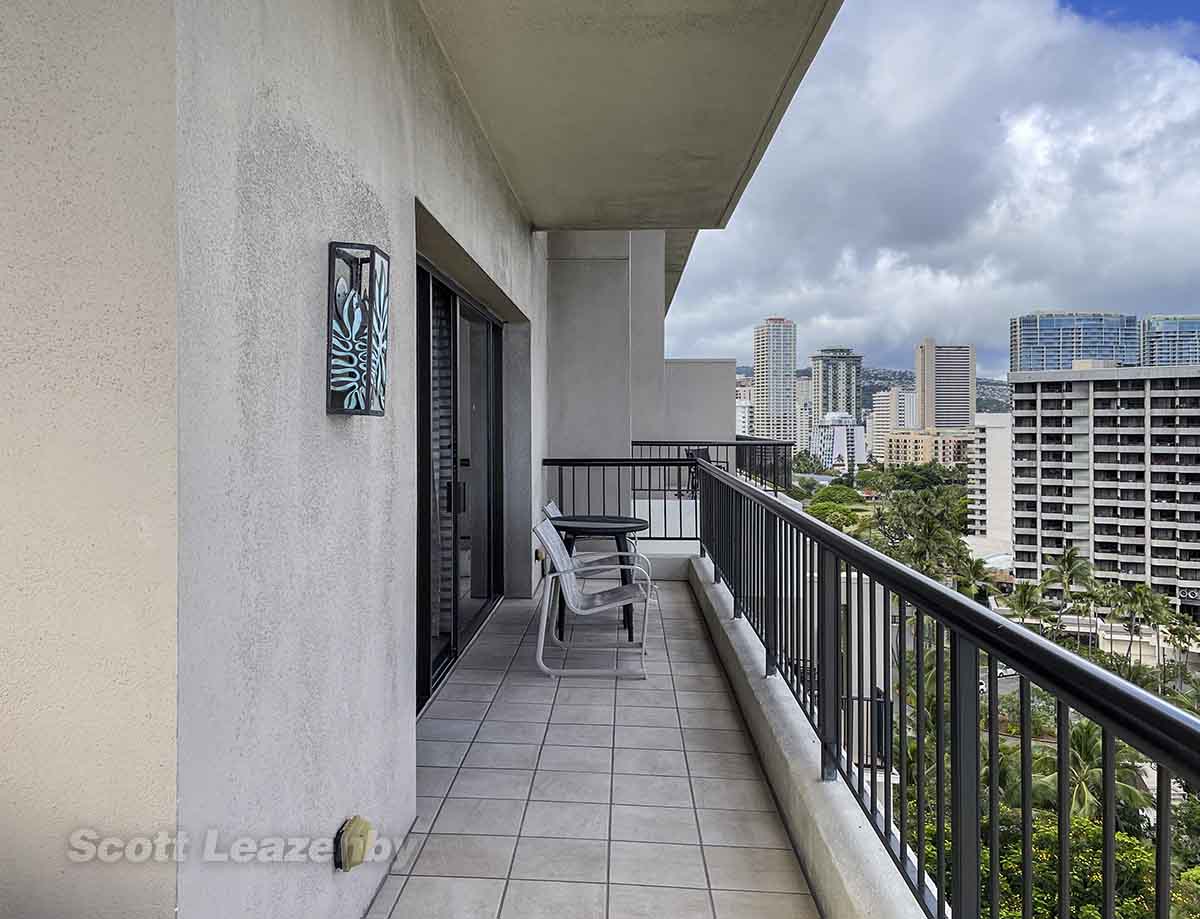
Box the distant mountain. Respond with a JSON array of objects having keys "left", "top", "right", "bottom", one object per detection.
[{"left": 740, "top": 364, "right": 1010, "bottom": 412}]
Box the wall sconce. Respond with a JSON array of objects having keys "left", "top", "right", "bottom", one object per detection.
[{"left": 327, "top": 242, "right": 390, "bottom": 415}]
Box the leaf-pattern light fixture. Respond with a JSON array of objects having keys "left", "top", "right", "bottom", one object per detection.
[{"left": 327, "top": 242, "right": 390, "bottom": 416}]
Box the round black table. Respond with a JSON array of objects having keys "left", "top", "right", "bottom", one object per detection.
[{"left": 550, "top": 514, "right": 649, "bottom": 643}]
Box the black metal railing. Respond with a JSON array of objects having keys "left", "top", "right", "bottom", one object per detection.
[
  {"left": 632, "top": 436, "right": 793, "bottom": 495},
  {"left": 542, "top": 457, "right": 701, "bottom": 540},
  {"left": 697, "top": 458, "right": 1200, "bottom": 919}
]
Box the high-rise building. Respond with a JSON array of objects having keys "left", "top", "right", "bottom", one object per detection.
[
  {"left": 869, "top": 386, "right": 917, "bottom": 460},
  {"left": 734, "top": 379, "right": 754, "bottom": 435},
  {"left": 967, "top": 413, "right": 1013, "bottom": 548},
  {"left": 812, "top": 411, "right": 867, "bottom": 474},
  {"left": 811, "top": 347, "right": 863, "bottom": 422},
  {"left": 915, "top": 338, "right": 976, "bottom": 429},
  {"left": 735, "top": 392, "right": 753, "bottom": 436},
  {"left": 884, "top": 428, "right": 973, "bottom": 468},
  {"left": 1141, "top": 315, "right": 1200, "bottom": 366},
  {"left": 795, "top": 377, "right": 813, "bottom": 453},
  {"left": 1009, "top": 311, "right": 1140, "bottom": 372},
  {"left": 1009, "top": 361, "right": 1200, "bottom": 619},
  {"left": 752, "top": 317, "right": 797, "bottom": 444}
]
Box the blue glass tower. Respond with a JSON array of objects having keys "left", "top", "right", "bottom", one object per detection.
[
  {"left": 1008, "top": 312, "right": 1140, "bottom": 372},
  {"left": 1141, "top": 315, "right": 1200, "bottom": 366}
]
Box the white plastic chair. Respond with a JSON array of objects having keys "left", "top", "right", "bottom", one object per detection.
[
  {"left": 532, "top": 518, "right": 654, "bottom": 679},
  {"left": 541, "top": 500, "right": 649, "bottom": 577}
]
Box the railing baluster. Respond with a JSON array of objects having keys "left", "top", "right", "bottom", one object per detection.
[
  {"left": 1057, "top": 701, "right": 1071, "bottom": 918},
  {"left": 935, "top": 621, "right": 946, "bottom": 919},
  {"left": 1156, "top": 765, "right": 1172, "bottom": 919},
  {"left": 845, "top": 567, "right": 855, "bottom": 781},
  {"left": 766, "top": 513, "right": 777, "bottom": 677},
  {"left": 883, "top": 587, "right": 893, "bottom": 837},
  {"left": 857, "top": 568, "right": 866, "bottom": 801},
  {"left": 915, "top": 607, "right": 927, "bottom": 890},
  {"left": 1020, "top": 677, "right": 1033, "bottom": 919},
  {"left": 950, "top": 629, "right": 980, "bottom": 919},
  {"left": 1103, "top": 728, "right": 1116, "bottom": 919},
  {"left": 818, "top": 544, "right": 840, "bottom": 780},
  {"left": 988, "top": 654, "right": 999, "bottom": 919},
  {"left": 898, "top": 597, "right": 909, "bottom": 864}
]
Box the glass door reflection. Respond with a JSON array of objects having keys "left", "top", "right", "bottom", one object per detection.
[{"left": 417, "top": 263, "right": 503, "bottom": 710}]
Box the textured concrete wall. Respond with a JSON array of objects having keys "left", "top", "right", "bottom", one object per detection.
[
  {"left": 663, "top": 359, "right": 738, "bottom": 441},
  {"left": 175, "top": 2, "right": 543, "bottom": 917},
  {"left": 630, "top": 230, "right": 667, "bottom": 440},
  {"left": 0, "top": 3, "right": 178, "bottom": 918},
  {"left": 546, "top": 232, "right": 632, "bottom": 457}
]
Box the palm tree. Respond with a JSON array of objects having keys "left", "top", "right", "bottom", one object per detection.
[
  {"left": 1031, "top": 719, "right": 1151, "bottom": 822},
  {"left": 1123, "top": 585, "right": 1169, "bottom": 679},
  {"left": 1041, "top": 545, "right": 1092, "bottom": 615},
  {"left": 1005, "top": 582, "right": 1051, "bottom": 634},
  {"left": 1164, "top": 611, "right": 1200, "bottom": 691},
  {"left": 1134, "top": 588, "right": 1173, "bottom": 692},
  {"left": 1086, "top": 579, "right": 1125, "bottom": 652},
  {"left": 954, "top": 554, "right": 998, "bottom": 606}
]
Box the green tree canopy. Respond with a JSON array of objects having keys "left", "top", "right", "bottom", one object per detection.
[
  {"left": 805, "top": 501, "right": 858, "bottom": 531},
  {"left": 811, "top": 483, "right": 862, "bottom": 505}
]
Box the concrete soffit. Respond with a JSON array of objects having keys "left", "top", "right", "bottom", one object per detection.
[{"left": 417, "top": 0, "right": 845, "bottom": 306}]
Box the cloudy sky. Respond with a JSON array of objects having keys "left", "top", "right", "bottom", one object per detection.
[{"left": 664, "top": 0, "right": 1200, "bottom": 378}]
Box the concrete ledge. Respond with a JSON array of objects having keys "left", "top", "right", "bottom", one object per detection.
[{"left": 687, "top": 556, "right": 924, "bottom": 919}]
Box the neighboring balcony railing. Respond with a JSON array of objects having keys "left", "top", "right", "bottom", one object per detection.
[
  {"left": 696, "top": 458, "right": 1200, "bottom": 919},
  {"left": 541, "top": 456, "right": 701, "bottom": 540},
  {"left": 632, "top": 436, "right": 793, "bottom": 494}
]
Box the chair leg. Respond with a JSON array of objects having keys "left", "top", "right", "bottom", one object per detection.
[
  {"left": 640, "top": 595, "right": 651, "bottom": 659},
  {"left": 534, "top": 580, "right": 557, "bottom": 679}
]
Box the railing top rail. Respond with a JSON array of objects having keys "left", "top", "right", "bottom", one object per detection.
[
  {"left": 542, "top": 457, "right": 696, "bottom": 466},
  {"left": 696, "top": 458, "right": 1200, "bottom": 786},
  {"left": 632, "top": 438, "right": 794, "bottom": 447}
]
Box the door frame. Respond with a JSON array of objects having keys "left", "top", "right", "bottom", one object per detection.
[{"left": 416, "top": 257, "right": 506, "bottom": 710}]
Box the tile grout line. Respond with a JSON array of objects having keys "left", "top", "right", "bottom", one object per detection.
[
  {"left": 406, "top": 606, "right": 536, "bottom": 918},
  {"left": 662, "top": 583, "right": 721, "bottom": 919}
]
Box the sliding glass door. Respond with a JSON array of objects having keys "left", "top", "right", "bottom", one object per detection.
[{"left": 416, "top": 263, "right": 503, "bottom": 709}]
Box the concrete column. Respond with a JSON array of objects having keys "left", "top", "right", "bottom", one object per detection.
[
  {"left": 547, "top": 231, "right": 633, "bottom": 515},
  {"left": 547, "top": 231, "right": 633, "bottom": 457},
  {"left": 503, "top": 322, "right": 535, "bottom": 597},
  {"left": 630, "top": 230, "right": 666, "bottom": 441}
]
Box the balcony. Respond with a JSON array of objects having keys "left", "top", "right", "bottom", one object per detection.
[
  {"left": 381, "top": 456, "right": 1200, "bottom": 919},
  {"left": 395, "top": 584, "right": 819, "bottom": 919}
]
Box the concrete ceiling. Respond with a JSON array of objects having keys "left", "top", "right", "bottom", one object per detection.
[{"left": 420, "top": 0, "right": 842, "bottom": 232}]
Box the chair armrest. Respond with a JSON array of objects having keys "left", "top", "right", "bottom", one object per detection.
[{"left": 550, "top": 563, "right": 652, "bottom": 585}]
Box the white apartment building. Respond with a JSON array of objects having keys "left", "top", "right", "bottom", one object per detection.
[
  {"left": 752, "top": 317, "right": 797, "bottom": 443},
  {"left": 1010, "top": 362, "right": 1200, "bottom": 620},
  {"left": 795, "top": 376, "right": 813, "bottom": 452},
  {"left": 812, "top": 411, "right": 868, "bottom": 474},
  {"left": 915, "top": 337, "right": 976, "bottom": 428},
  {"left": 869, "top": 386, "right": 917, "bottom": 460},
  {"left": 967, "top": 413, "right": 1013, "bottom": 549},
  {"left": 735, "top": 390, "right": 754, "bottom": 435},
  {"left": 811, "top": 347, "right": 864, "bottom": 422}
]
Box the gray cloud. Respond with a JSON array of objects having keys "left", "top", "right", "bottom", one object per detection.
[{"left": 665, "top": 0, "right": 1200, "bottom": 378}]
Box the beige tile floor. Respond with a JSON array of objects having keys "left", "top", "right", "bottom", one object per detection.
[{"left": 365, "top": 579, "right": 820, "bottom": 919}]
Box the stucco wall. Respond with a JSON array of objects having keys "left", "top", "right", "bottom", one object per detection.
[
  {"left": 0, "top": 2, "right": 178, "bottom": 918},
  {"left": 630, "top": 230, "right": 667, "bottom": 440},
  {"left": 175, "top": 2, "right": 543, "bottom": 917},
  {"left": 663, "top": 359, "right": 738, "bottom": 441},
  {"left": 546, "top": 232, "right": 633, "bottom": 457}
]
